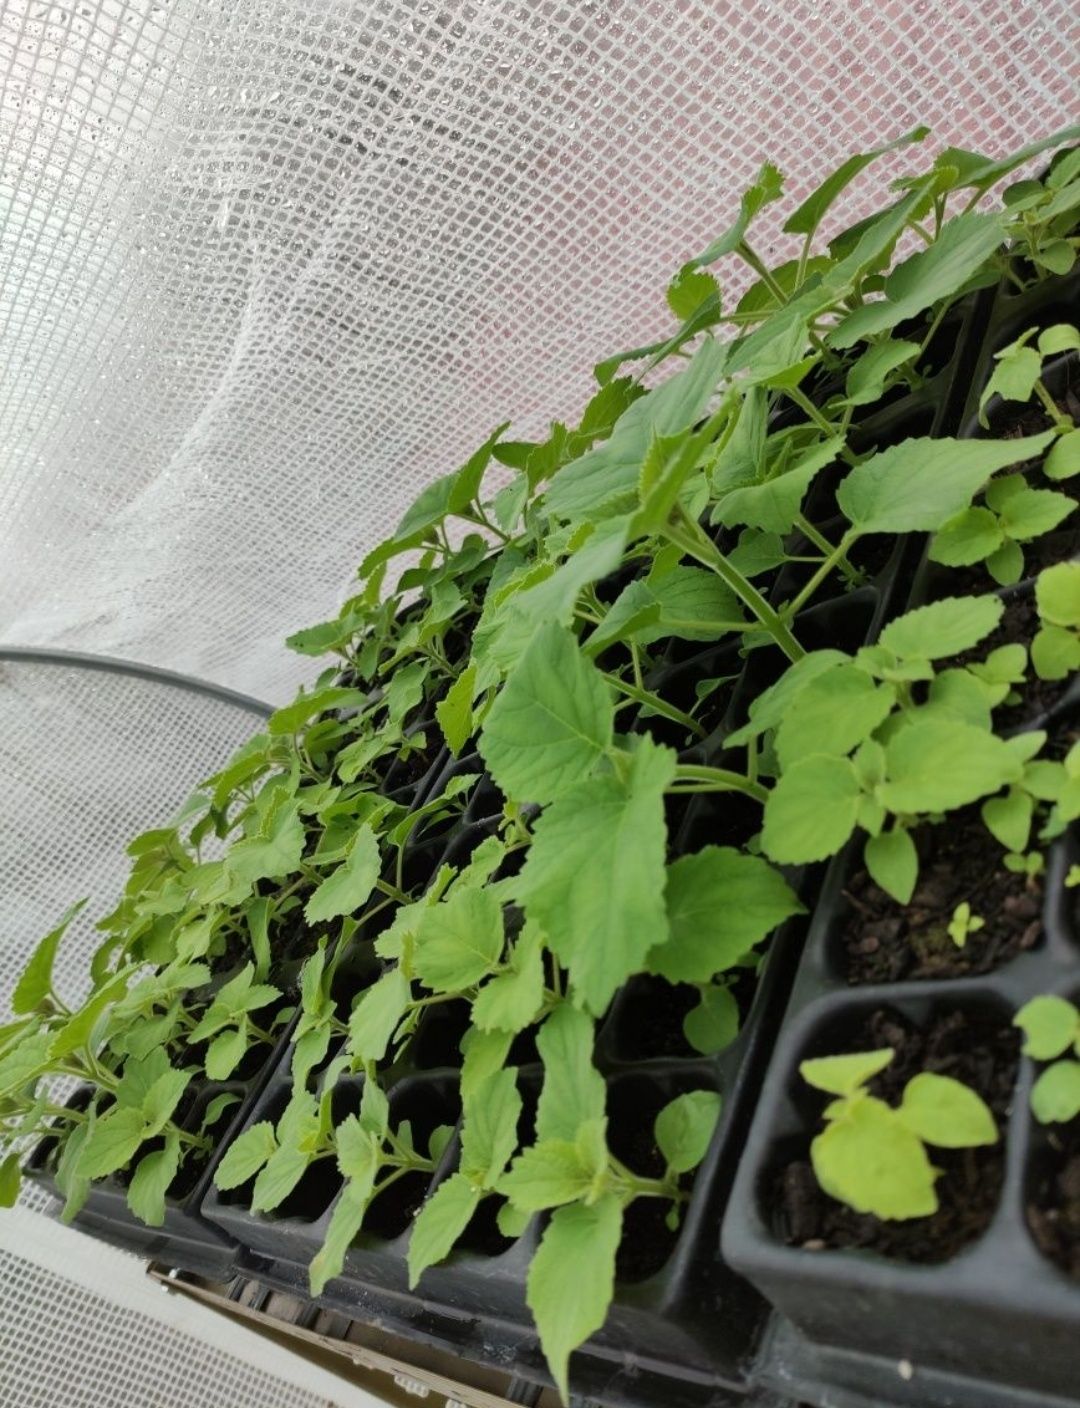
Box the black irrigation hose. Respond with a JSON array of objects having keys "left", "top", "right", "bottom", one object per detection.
[{"left": 0, "top": 646, "right": 273, "bottom": 720}]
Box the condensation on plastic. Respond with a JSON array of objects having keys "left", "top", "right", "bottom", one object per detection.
[{"left": 0, "top": 1, "right": 1076, "bottom": 701}]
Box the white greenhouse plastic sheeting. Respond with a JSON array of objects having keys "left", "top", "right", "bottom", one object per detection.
[
  {"left": 0, "top": 1, "right": 1077, "bottom": 1406},
  {"left": 0, "top": 0, "right": 1076, "bottom": 701}
]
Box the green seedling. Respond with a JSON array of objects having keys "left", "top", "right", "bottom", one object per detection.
[
  {"left": 801, "top": 1049, "right": 998, "bottom": 1219},
  {"left": 1014, "top": 996, "right": 1080, "bottom": 1124},
  {"left": 947, "top": 902, "right": 985, "bottom": 949}
]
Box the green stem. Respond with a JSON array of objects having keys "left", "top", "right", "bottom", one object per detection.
[
  {"left": 664, "top": 510, "right": 805, "bottom": 662},
  {"left": 1034, "top": 378, "right": 1072, "bottom": 429},
  {"left": 783, "top": 386, "right": 850, "bottom": 450},
  {"left": 736, "top": 241, "right": 787, "bottom": 303},
  {"left": 781, "top": 530, "right": 859, "bottom": 619},
  {"left": 794, "top": 513, "right": 862, "bottom": 585},
  {"left": 606, "top": 675, "right": 706, "bottom": 739},
  {"left": 671, "top": 764, "right": 768, "bottom": 804}
]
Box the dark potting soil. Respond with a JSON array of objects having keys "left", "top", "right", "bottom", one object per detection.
[
  {"left": 777, "top": 1007, "right": 1018, "bottom": 1263},
  {"left": 1028, "top": 1123, "right": 1080, "bottom": 1278},
  {"left": 841, "top": 812, "right": 1043, "bottom": 985}
]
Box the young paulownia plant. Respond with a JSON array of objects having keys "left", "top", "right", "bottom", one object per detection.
[
  {"left": 800, "top": 1049, "right": 998, "bottom": 1219},
  {"left": 1014, "top": 996, "right": 1080, "bottom": 1125},
  {"left": 4, "top": 125, "right": 1080, "bottom": 1401}
]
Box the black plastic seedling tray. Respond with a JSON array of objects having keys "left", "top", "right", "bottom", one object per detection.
[
  {"left": 724, "top": 274, "right": 1080, "bottom": 1408},
  {"left": 26, "top": 1066, "right": 276, "bottom": 1278}
]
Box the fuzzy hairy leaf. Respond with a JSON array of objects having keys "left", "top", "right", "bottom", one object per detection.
[
  {"left": 127, "top": 1133, "right": 181, "bottom": 1227},
  {"left": 407, "top": 1172, "right": 481, "bottom": 1288},
  {"left": 214, "top": 1120, "right": 277, "bottom": 1190},
  {"left": 878, "top": 595, "right": 1003, "bottom": 661},
  {"left": 811, "top": 1096, "right": 938, "bottom": 1219},
  {"left": 655, "top": 1090, "right": 722, "bottom": 1174},
  {"left": 1014, "top": 996, "right": 1080, "bottom": 1060},
  {"left": 11, "top": 900, "right": 88, "bottom": 1015},
  {"left": 897, "top": 1073, "right": 997, "bottom": 1148},
  {"left": 479, "top": 622, "right": 613, "bottom": 804},
  {"left": 1031, "top": 1061, "right": 1080, "bottom": 1125},
  {"left": 878, "top": 717, "right": 1022, "bottom": 814},
  {"left": 837, "top": 433, "right": 1055, "bottom": 535},
  {"left": 761, "top": 754, "right": 862, "bottom": 864},
  {"left": 774, "top": 664, "right": 894, "bottom": 769},
  {"left": 348, "top": 967, "right": 412, "bottom": 1064},
  {"left": 517, "top": 738, "right": 675, "bottom": 1013},
  {"left": 472, "top": 924, "right": 545, "bottom": 1033},
  {"left": 305, "top": 825, "right": 381, "bottom": 923},
  {"left": 535, "top": 1004, "right": 606, "bottom": 1143},
  {"left": 647, "top": 847, "right": 801, "bottom": 984},
  {"left": 527, "top": 1193, "right": 623, "bottom": 1402},
  {"left": 413, "top": 887, "right": 504, "bottom": 993},
  {"left": 310, "top": 1177, "right": 376, "bottom": 1296}
]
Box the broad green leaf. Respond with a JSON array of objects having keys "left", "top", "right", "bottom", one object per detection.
[
  {"left": 898, "top": 1073, "right": 997, "bottom": 1147},
  {"left": 714, "top": 435, "right": 844, "bottom": 535},
  {"left": 1014, "top": 996, "right": 1079, "bottom": 1060},
  {"left": 214, "top": 1120, "right": 277, "bottom": 1190},
  {"left": 460, "top": 1067, "right": 522, "bottom": 1187},
  {"left": 227, "top": 799, "right": 306, "bottom": 886},
  {"left": 78, "top": 1106, "right": 149, "bottom": 1180},
  {"left": 683, "top": 983, "right": 739, "bottom": 1056},
  {"left": 310, "top": 1178, "right": 375, "bottom": 1295},
  {"left": 801, "top": 1049, "right": 894, "bottom": 1096},
  {"left": 56, "top": 1119, "right": 93, "bottom": 1224},
  {"left": 206, "top": 1026, "right": 248, "bottom": 1080},
  {"left": 0, "top": 1153, "right": 21, "bottom": 1208},
  {"left": 141, "top": 1067, "right": 190, "bottom": 1136},
  {"left": 517, "top": 738, "right": 675, "bottom": 1013},
  {"left": 774, "top": 664, "right": 894, "bottom": 769},
  {"left": 637, "top": 566, "right": 745, "bottom": 643},
  {"left": 476, "top": 518, "right": 631, "bottom": 673},
  {"left": 304, "top": 824, "right": 381, "bottom": 923},
  {"left": 666, "top": 265, "right": 720, "bottom": 321},
  {"left": 930, "top": 506, "right": 1004, "bottom": 566},
  {"left": 1032, "top": 623, "right": 1080, "bottom": 680},
  {"left": 845, "top": 339, "right": 921, "bottom": 406},
  {"left": 725, "top": 649, "right": 849, "bottom": 748},
  {"left": 654, "top": 1090, "right": 721, "bottom": 1174},
  {"left": 527, "top": 1193, "right": 623, "bottom": 1402},
  {"left": 878, "top": 717, "right": 1022, "bottom": 814},
  {"left": 407, "top": 1172, "right": 481, "bottom": 1287},
  {"left": 986, "top": 538, "right": 1025, "bottom": 585},
  {"left": 692, "top": 162, "right": 785, "bottom": 264},
  {"left": 127, "top": 1133, "right": 181, "bottom": 1227},
  {"left": 251, "top": 1142, "right": 313, "bottom": 1213},
  {"left": 1031, "top": 1060, "right": 1080, "bottom": 1124},
  {"left": 981, "top": 787, "right": 1033, "bottom": 853},
  {"left": 348, "top": 967, "right": 411, "bottom": 1064},
  {"left": 479, "top": 622, "right": 613, "bottom": 804},
  {"left": 435, "top": 663, "right": 477, "bottom": 757},
  {"left": 863, "top": 828, "right": 918, "bottom": 904},
  {"left": 783, "top": 128, "right": 929, "bottom": 237},
  {"left": 500, "top": 1138, "right": 598, "bottom": 1211},
  {"left": 11, "top": 900, "right": 88, "bottom": 1015},
  {"left": 472, "top": 924, "right": 545, "bottom": 1033},
  {"left": 1037, "top": 561, "right": 1080, "bottom": 626},
  {"left": 460, "top": 1026, "right": 513, "bottom": 1100},
  {"left": 938, "top": 126, "right": 1080, "bottom": 193},
  {"left": 413, "top": 887, "right": 504, "bottom": 993},
  {"left": 535, "top": 1004, "right": 606, "bottom": 1143},
  {"left": 648, "top": 847, "right": 800, "bottom": 984},
  {"left": 837, "top": 433, "right": 1055, "bottom": 535},
  {"left": 267, "top": 686, "right": 370, "bottom": 736},
  {"left": 761, "top": 754, "right": 862, "bottom": 864},
  {"left": 1000, "top": 487, "right": 1075, "bottom": 541},
  {"left": 830, "top": 213, "right": 1004, "bottom": 348},
  {"left": 335, "top": 1115, "right": 381, "bottom": 1183},
  {"left": 543, "top": 338, "right": 727, "bottom": 520},
  {"left": 1046, "top": 429, "right": 1080, "bottom": 481},
  {"left": 497, "top": 1202, "right": 532, "bottom": 1239},
  {"left": 879, "top": 595, "right": 1003, "bottom": 661},
  {"left": 811, "top": 1096, "right": 938, "bottom": 1219}
]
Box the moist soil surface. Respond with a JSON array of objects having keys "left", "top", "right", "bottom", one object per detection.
[
  {"left": 841, "top": 811, "right": 1043, "bottom": 984},
  {"left": 777, "top": 1007, "right": 1018, "bottom": 1262},
  {"left": 1028, "top": 1123, "right": 1080, "bottom": 1278}
]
